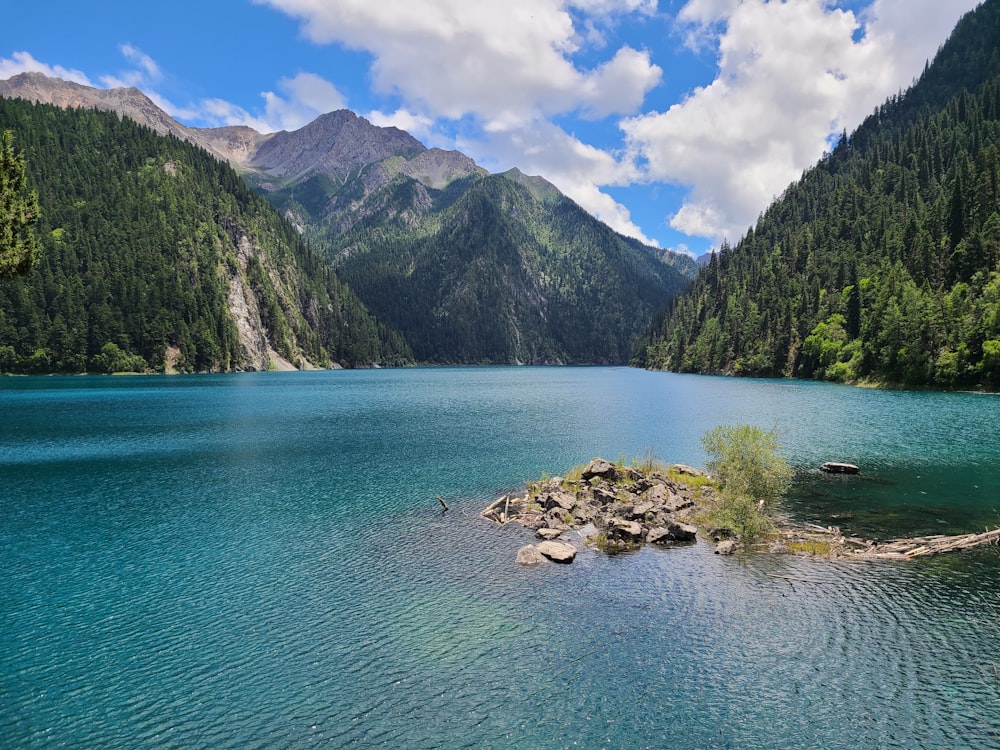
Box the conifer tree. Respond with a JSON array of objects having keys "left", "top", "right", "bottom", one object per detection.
[{"left": 0, "top": 130, "right": 40, "bottom": 280}]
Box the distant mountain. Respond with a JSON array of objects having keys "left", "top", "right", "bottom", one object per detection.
[
  {"left": 252, "top": 121, "right": 697, "bottom": 364},
  {"left": 1, "top": 71, "right": 698, "bottom": 364},
  {"left": 0, "top": 96, "right": 411, "bottom": 373},
  {"left": 639, "top": 0, "right": 1000, "bottom": 389}
]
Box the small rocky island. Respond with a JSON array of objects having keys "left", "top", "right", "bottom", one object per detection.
[
  {"left": 482, "top": 458, "right": 723, "bottom": 564},
  {"left": 482, "top": 457, "right": 1000, "bottom": 565}
]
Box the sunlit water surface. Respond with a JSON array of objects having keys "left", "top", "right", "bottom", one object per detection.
[{"left": 2, "top": 368, "right": 998, "bottom": 748}]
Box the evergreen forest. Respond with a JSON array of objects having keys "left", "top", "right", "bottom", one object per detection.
[
  {"left": 0, "top": 98, "right": 411, "bottom": 373},
  {"left": 639, "top": 0, "right": 1000, "bottom": 390},
  {"left": 312, "top": 170, "right": 696, "bottom": 364}
]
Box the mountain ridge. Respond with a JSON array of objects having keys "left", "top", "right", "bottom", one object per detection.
[{"left": 1, "top": 71, "right": 698, "bottom": 365}]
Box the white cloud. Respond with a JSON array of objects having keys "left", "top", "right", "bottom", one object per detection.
[
  {"left": 366, "top": 108, "right": 435, "bottom": 140},
  {"left": 259, "top": 72, "right": 348, "bottom": 131},
  {"left": 622, "top": 0, "right": 980, "bottom": 244},
  {"left": 0, "top": 51, "right": 93, "bottom": 86},
  {"left": 254, "top": 0, "right": 661, "bottom": 127},
  {"left": 189, "top": 73, "right": 348, "bottom": 133}
]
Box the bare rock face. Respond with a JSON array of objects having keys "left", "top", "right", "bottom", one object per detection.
[
  {"left": 536, "top": 541, "right": 577, "bottom": 564},
  {"left": 249, "top": 110, "right": 425, "bottom": 183}
]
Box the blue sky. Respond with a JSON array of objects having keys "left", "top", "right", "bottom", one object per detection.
[{"left": 1, "top": 0, "right": 981, "bottom": 256}]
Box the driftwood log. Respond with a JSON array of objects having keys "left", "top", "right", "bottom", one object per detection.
[{"left": 852, "top": 527, "right": 1000, "bottom": 559}]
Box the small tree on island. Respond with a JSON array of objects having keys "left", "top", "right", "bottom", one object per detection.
[{"left": 701, "top": 423, "right": 793, "bottom": 545}]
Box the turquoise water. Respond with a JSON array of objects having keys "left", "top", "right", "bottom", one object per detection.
[{"left": 2, "top": 368, "right": 999, "bottom": 748}]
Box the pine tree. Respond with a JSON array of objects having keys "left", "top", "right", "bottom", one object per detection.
[{"left": 0, "top": 130, "right": 41, "bottom": 280}]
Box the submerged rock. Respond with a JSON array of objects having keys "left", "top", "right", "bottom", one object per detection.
[{"left": 820, "top": 462, "right": 860, "bottom": 474}]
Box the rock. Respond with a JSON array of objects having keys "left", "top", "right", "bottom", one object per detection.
[
  {"left": 647, "top": 483, "right": 694, "bottom": 512},
  {"left": 516, "top": 545, "right": 546, "bottom": 565},
  {"left": 715, "top": 540, "right": 738, "bottom": 555},
  {"left": 608, "top": 519, "right": 643, "bottom": 541},
  {"left": 542, "top": 512, "right": 571, "bottom": 530},
  {"left": 542, "top": 491, "right": 576, "bottom": 511},
  {"left": 536, "top": 540, "right": 577, "bottom": 563},
  {"left": 646, "top": 527, "right": 672, "bottom": 545},
  {"left": 536, "top": 527, "right": 565, "bottom": 540},
  {"left": 769, "top": 541, "right": 790, "bottom": 554},
  {"left": 820, "top": 462, "right": 860, "bottom": 474},
  {"left": 647, "top": 522, "right": 698, "bottom": 544},
  {"left": 628, "top": 501, "right": 655, "bottom": 520},
  {"left": 667, "top": 522, "right": 698, "bottom": 541},
  {"left": 582, "top": 458, "right": 617, "bottom": 482},
  {"left": 672, "top": 464, "right": 707, "bottom": 478},
  {"left": 592, "top": 487, "right": 617, "bottom": 506}
]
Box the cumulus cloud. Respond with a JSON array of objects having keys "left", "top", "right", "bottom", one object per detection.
[
  {"left": 366, "top": 108, "right": 436, "bottom": 140},
  {"left": 0, "top": 51, "right": 93, "bottom": 85},
  {"left": 622, "top": 0, "right": 980, "bottom": 244},
  {"left": 254, "top": 0, "right": 661, "bottom": 126},
  {"left": 259, "top": 72, "right": 348, "bottom": 131},
  {"left": 189, "top": 73, "right": 347, "bottom": 132}
]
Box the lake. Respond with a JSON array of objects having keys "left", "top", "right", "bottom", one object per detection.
[{"left": 2, "top": 367, "right": 999, "bottom": 748}]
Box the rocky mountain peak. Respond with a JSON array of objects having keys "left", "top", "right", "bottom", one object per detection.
[{"left": 248, "top": 109, "right": 427, "bottom": 185}]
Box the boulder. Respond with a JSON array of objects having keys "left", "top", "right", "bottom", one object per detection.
[
  {"left": 628, "top": 501, "right": 655, "bottom": 520},
  {"left": 536, "top": 527, "right": 565, "bottom": 540},
  {"left": 646, "top": 527, "right": 672, "bottom": 545},
  {"left": 647, "top": 522, "right": 698, "bottom": 544},
  {"left": 516, "top": 545, "right": 546, "bottom": 565},
  {"left": 592, "top": 487, "right": 617, "bottom": 506},
  {"left": 536, "top": 540, "right": 577, "bottom": 563},
  {"left": 608, "top": 519, "right": 643, "bottom": 541},
  {"left": 715, "top": 540, "right": 738, "bottom": 555},
  {"left": 667, "top": 521, "right": 698, "bottom": 541},
  {"left": 582, "top": 458, "right": 617, "bottom": 482},
  {"left": 542, "top": 491, "right": 576, "bottom": 512}
]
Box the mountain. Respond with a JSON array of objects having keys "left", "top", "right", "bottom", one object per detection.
[
  {"left": 1, "top": 72, "right": 698, "bottom": 364},
  {"left": 0, "top": 96, "right": 412, "bottom": 373},
  {"left": 330, "top": 171, "right": 697, "bottom": 364},
  {"left": 258, "top": 130, "right": 697, "bottom": 364},
  {"left": 639, "top": 0, "right": 1000, "bottom": 390}
]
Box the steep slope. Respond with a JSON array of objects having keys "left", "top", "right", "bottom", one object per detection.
[
  {"left": 0, "top": 97, "right": 411, "bottom": 373},
  {"left": 249, "top": 115, "right": 697, "bottom": 364},
  {"left": 641, "top": 0, "right": 1000, "bottom": 389},
  {"left": 331, "top": 172, "right": 696, "bottom": 364}
]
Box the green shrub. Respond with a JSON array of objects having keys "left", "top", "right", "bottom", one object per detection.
[{"left": 700, "top": 423, "right": 792, "bottom": 545}]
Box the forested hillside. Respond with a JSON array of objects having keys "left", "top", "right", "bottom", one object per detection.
[
  {"left": 270, "top": 157, "right": 692, "bottom": 364},
  {"left": 327, "top": 170, "right": 696, "bottom": 364},
  {"left": 640, "top": 0, "right": 1000, "bottom": 389},
  {"left": 0, "top": 98, "right": 411, "bottom": 373}
]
